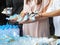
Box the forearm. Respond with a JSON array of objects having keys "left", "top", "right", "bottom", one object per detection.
[
  {"left": 35, "top": 16, "right": 48, "bottom": 21},
  {"left": 42, "top": 9, "right": 60, "bottom": 17},
  {"left": 19, "top": 10, "right": 27, "bottom": 17},
  {"left": 19, "top": 20, "right": 36, "bottom": 24},
  {"left": 21, "top": 15, "right": 48, "bottom": 24},
  {"left": 35, "top": 9, "right": 60, "bottom": 21},
  {"left": 26, "top": 18, "right": 46, "bottom": 23},
  {"left": 19, "top": 17, "right": 48, "bottom": 24},
  {"left": 35, "top": 13, "right": 48, "bottom": 21}
]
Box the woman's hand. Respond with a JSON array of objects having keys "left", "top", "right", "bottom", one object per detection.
[
  {"left": 18, "top": 14, "right": 37, "bottom": 24},
  {"left": 35, "top": 12, "right": 49, "bottom": 21},
  {"left": 9, "top": 17, "right": 18, "bottom": 23},
  {"left": 18, "top": 15, "right": 29, "bottom": 24},
  {"left": 18, "top": 19, "right": 36, "bottom": 24},
  {"left": 18, "top": 19, "right": 28, "bottom": 24},
  {"left": 20, "top": 10, "right": 27, "bottom": 18},
  {"left": 35, "top": 13, "right": 42, "bottom": 20},
  {"left": 18, "top": 13, "right": 41, "bottom": 24}
]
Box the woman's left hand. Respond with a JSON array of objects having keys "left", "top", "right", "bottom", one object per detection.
[
  {"left": 18, "top": 19, "right": 28, "bottom": 24},
  {"left": 18, "top": 19, "right": 36, "bottom": 24},
  {"left": 18, "top": 13, "right": 42, "bottom": 24}
]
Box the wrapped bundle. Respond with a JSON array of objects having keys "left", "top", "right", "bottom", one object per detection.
[
  {"left": 6, "top": 14, "right": 19, "bottom": 20},
  {"left": 37, "top": 37, "right": 50, "bottom": 45},
  {"left": 17, "top": 13, "right": 29, "bottom": 22},
  {"left": 55, "top": 39, "right": 60, "bottom": 45},
  {"left": 1, "top": 7, "right": 12, "bottom": 15},
  {"left": 29, "top": 13, "right": 38, "bottom": 21}
]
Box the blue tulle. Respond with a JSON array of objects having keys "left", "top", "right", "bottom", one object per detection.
[{"left": 0, "top": 23, "right": 19, "bottom": 43}]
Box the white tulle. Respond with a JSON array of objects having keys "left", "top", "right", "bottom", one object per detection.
[{"left": 1, "top": 7, "right": 12, "bottom": 15}]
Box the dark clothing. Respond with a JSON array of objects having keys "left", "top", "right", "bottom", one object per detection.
[
  {"left": 0, "top": 0, "right": 7, "bottom": 25},
  {"left": 49, "top": 17, "right": 55, "bottom": 35},
  {"left": 0, "top": 0, "right": 23, "bottom": 36},
  {"left": 6, "top": 0, "right": 23, "bottom": 36},
  {"left": 6, "top": 0, "right": 23, "bottom": 14}
]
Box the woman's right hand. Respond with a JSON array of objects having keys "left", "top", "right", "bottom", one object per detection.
[
  {"left": 20, "top": 10, "right": 27, "bottom": 17},
  {"left": 9, "top": 17, "right": 18, "bottom": 23},
  {"left": 17, "top": 10, "right": 28, "bottom": 22}
]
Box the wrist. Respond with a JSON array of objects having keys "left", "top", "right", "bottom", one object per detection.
[
  {"left": 38, "top": 13, "right": 42, "bottom": 17},
  {"left": 42, "top": 12, "right": 48, "bottom": 17}
]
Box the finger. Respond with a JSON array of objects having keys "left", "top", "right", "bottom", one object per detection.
[
  {"left": 18, "top": 20, "right": 28, "bottom": 24},
  {"left": 18, "top": 21, "right": 24, "bottom": 24}
]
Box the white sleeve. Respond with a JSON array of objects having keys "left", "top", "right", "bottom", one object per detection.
[
  {"left": 46, "top": 0, "right": 60, "bottom": 13},
  {"left": 53, "top": 0, "right": 60, "bottom": 9}
]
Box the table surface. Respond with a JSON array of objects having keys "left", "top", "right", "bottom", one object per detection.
[{"left": 0, "top": 36, "right": 60, "bottom": 45}]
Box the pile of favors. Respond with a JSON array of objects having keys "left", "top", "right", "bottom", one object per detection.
[
  {"left": 18, "top": 36, "right": 60, "bottom": 45},
  {"left": 0, "top": 23, "right": 19, "bottom": 44},
  {"left": 0, "top": 36, "right": 60, "bottom": 45},
  {"left": 0, "top": 24, "right": 60, "bottom": 45}
]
